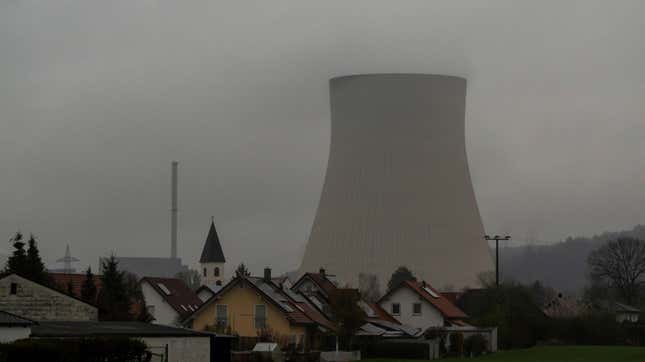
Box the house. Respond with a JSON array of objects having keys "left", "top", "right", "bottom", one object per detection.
[
  {"left": 185, "top": 268, "right": 332, "bottom": 349},
  {"left": 293, "top": 269, "right": 422, "bottom": 338},
  {"left": 378, "top": 280, "right": 467, "bottom": 331},
  {"left": 613, "top": 302, "right": 640, "bottom": 323},
  {"left": 140, "top": 277, "right": 203, "bottom": 325},
  {"left": 30, "top": 321, "right": 214, "bottom": 362},
  {"left": 200, "top": 220, "right": 227, "bottom": 288},
  {"left": 0, "top": 273, "right": 98, "bottom": 321},
  {"left": 0, "top": 310, "right": 36, "bottom": 343}
]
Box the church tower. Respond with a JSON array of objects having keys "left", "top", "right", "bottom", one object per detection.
[{"left": 199, "top": 218, "right": 226, "bottom": 287}]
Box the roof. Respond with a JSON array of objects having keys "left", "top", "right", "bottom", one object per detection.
[
  {"left": 141, "top": 277, "right": 203, "bottom": 318},
  {"left": 199, "top": 221, "right": 226, "bottom": 263},
  {"left": 103, "top": 256, "right": 188, "bottom": 278},
  {"left": 292, "top": 272, "right": 337, "bottom": 297},
  {"left": 361, "top": 302, "right": 400, "bottom": 325},
  {"left": 185, "top": 276, "right": 322, "bottom": 328},
  {"left": 49, "top": 272, "right": 102, "bottom": 303},
  {"left": 380, "top": 280, "right": 468, "bottom": 319},
  {"left": 0, "top": 310, "right": 37, "bottom": 327},
  {"left": 613, "top": 302, "right": 640, "bottom": 313},
  {"left": 0, "top": 273, "right": 98, "bottom": 309},
  {"left": 31, "top": 321, "right": 209, "bottom": 338}
]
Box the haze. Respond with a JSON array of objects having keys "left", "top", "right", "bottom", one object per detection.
[{"left": 2, "top": 1, "right": 645, "bottom": 275}]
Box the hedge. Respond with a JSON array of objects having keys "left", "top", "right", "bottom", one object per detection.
[{"left": 0, "top": 337, "right": 148, "bottom": 362}]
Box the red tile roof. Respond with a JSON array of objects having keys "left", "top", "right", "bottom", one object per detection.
[
  {"left": 382, "top": 280, "right": 468, "bottom": 319},
  {"left": 367, "top": 302, "right": 400, "bottom": 324},
  {"left": 49, "top": 272, "right": 102, "bottom": 303},
  {"left": 140, "top": 277, "right": 203, "bottom": 318}
]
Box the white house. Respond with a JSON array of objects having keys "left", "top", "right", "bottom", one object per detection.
[
  {"left": 140, "top": 277, "right": 203, "bottom": 326},
  {"left": 378, "top": 280, "right": 467, "bottom": 331},
  {"left": 0, "top": 310, "right": 35, "bottom": 343}
]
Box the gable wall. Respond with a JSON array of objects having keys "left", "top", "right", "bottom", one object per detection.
[
  {"left": 0, "top": 275, "right": 97, "bottom": 321},
  {"left": 379, "top": 286, "right": 444, "bottom": 330},
  {"left": 141, "top": 281, "right": 180, "bottom": 325}
]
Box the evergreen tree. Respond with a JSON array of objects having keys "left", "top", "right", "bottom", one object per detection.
[
  {"left": 81, "top": 266, "right": 97, "bottom": 303},
  {"left": 6, "top": 232, "right": 28, "bottom": 276},
  {"left": 25, "top": 234, "right": 49, "bottom": 284},
  {"left": 387, "top": 266, "right": 416, "bottom": 291},
  {"left": 99, "top": 255, "right": 132, "bottom": 321}
]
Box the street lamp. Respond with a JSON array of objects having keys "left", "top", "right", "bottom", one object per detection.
[{"left": 484, "top": 234, "right": 511, "bottom": 287}]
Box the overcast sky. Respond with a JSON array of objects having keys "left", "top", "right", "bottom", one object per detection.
[{"left": 2, "top": 1, "right": 645, "bottom": 275}]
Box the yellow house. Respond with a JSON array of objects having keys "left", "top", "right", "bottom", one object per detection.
[{"left": 184, "top": 269, "right": 333, "bottom": 348}]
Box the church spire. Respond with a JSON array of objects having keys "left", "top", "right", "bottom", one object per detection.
[{"left": 199, "top": 219, "right": 226, "bottom": 263}]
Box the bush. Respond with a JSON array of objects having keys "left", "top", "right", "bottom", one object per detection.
[
  {"left": 464, "top": 334, "right": 487, "bottom": 357},
  {"left": 0, "top": 337, "right": 147, "bottom": 362}
]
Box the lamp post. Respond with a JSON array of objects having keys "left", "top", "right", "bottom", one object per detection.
[{"left": 484, "top": 234, "right": 511, "bottom": 287}]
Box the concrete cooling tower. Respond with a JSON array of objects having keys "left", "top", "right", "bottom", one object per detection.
[{"left": 299, "top": 74, "right": 493, "bottom": 290}]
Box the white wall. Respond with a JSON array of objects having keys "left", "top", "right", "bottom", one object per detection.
[
  {"left": 142, "top": 336, "right": 210, "bottom": 362},
  {"left": 201, "top": 262, "right": 226, "bottom": 287},
  {"left": 0, "top": 326, "right": 31, "bottom": 343},
  {"left": 379, "top": 287, "right": 444, "bottom": 330},
  {"left": 141, "top": 281, "right": 180, "bottom": 326}
]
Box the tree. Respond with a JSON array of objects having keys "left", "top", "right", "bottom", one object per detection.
[
  {"left": 358, "top": 273, "right": 381, "bottom": 302},
  {"left": 387, "top": 266, "right": 416, "bottom": 291},
  {"left": 235, "top": 263, "right": 250, "bottom": 278},
  {"left": 175, "top": 269, "right": 201, "bottom": 290},
  {"left": 99, "top": 255, "right": 132, "bottom": 321},
  {"left": 6, "top": 232, "right": 28, "bottom": 276},
  {"left": 123, "top": 271, "right": 152, "bottom": 322},
  {"left": 588, "top": 237, "right": 645, "bottom": 304},
  {"left": 26, "top": 234, "right": 49, "bottom": 285},
  {"left": 329, "top": 288, "right": 366, "bottom": 349},
  {"left": 81, "top": 266, "right": 97, "bottom": 303},
  {"left": 6, "top": 232, "right": 50, "bottom": 285}
]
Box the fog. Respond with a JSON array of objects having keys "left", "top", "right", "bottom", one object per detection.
[{"left": 2, "top": 1, "right": 645, "bottom": 275}]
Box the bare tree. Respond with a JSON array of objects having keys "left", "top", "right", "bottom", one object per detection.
[
  {"left": 358, "top": 273, "right": 381, "bottom": 302},
  {"left": 588, "top": 237, "right": 645, "bottom": 304}
]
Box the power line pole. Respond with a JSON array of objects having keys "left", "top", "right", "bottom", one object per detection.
[{"left": 484, "top": 234, "right": 511, "bottom": 287}]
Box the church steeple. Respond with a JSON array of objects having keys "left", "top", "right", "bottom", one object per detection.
[
  {"left": 199, "top": 218, "right": 226, "bottom": 287},
  {"left": 199, "top": 218, "right": 226, "bottom": 263}
]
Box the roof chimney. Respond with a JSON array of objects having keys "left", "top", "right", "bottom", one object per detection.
[
  {"left": 319, "top": 267, "right": 326, "bottom": 277},
  {"left": 264, "top": 267, "right": 272, "bottom": 283}
]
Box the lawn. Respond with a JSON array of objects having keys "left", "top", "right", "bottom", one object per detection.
[{"left": 362, "top": 346, "right": 645, "bottom": 362}]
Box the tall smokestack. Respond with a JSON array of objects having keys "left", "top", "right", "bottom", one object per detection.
[{"left": 171, "top": 161, "right": 178, "bottom": 259}]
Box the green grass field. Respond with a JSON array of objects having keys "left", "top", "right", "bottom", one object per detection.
[{"left": 363, "top": 346, "right": 645, "bottom": 362}]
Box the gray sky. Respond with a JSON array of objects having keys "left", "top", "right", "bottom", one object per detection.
[{"left": 2, "top": 1, "right": 645, "bottom": 275}]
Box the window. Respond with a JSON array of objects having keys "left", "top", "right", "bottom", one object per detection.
[
  {"left": 255, "top": 304, "right": 267, "bottom": 329},
  {"left": 203, "top": 268, "right": 207, "bottom": 277},
  {"left": 413, "top": 302, "right": 422, "bottom": 315},
  {"left": 391, "top": 303, "right": 400, "bottom": 315},
  {"left": 214, "top": 267, "right": 220, "bottom": 277},
  {"left": 10, "top": 283, "right": 17, "bottom": 295},
  {"left": 216, "top": 280, "right": 222, "bottom": 286},
  {"left": 216, "top": 305, "right": 228, "bottom": 328}
]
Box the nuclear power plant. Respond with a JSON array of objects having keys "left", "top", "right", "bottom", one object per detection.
[{"left": 299, "top": 74, "right": 494, "bottom": 289}]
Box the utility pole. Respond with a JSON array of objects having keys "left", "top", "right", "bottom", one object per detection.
[{"left": 484, "top": 234, "right": 511, "bottom": 287}]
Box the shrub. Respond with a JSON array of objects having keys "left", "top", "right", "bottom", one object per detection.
[
  {"left": 464, "top": 334, "right": 487, "bottom": 357},
  {"left": 0, "top": 337, "right": 147, "bottom": 362}
]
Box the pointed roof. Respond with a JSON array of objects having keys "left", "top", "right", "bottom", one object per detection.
[{"left": 199, "top": 220, "right": 226, "bottom": 263}]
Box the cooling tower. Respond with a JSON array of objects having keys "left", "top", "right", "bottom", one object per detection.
[{"left": 299, "top": 74, "right": 493, "bottom": 289}]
